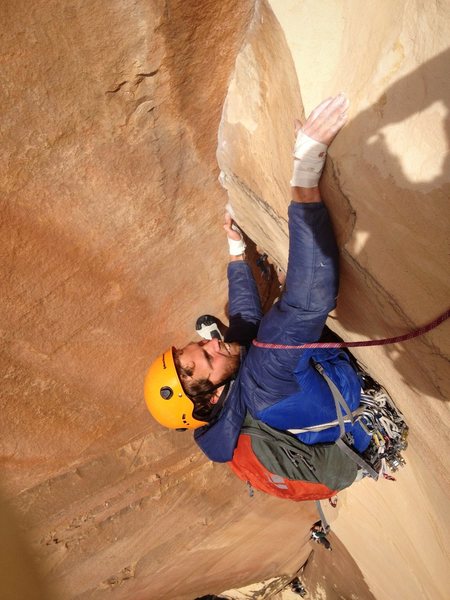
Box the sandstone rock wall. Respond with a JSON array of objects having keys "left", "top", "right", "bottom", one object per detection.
[
  {"left": 1, "top": 0, "right": 254, "bottom": 495},
  {"left": 219, "top": 1, "right": 449, "bottom": 599},
  {"left": 1, "top": 1, "right": 317, "bottom": 599},
  {"left": 1, "top": 0, "right": 449, "bottom": 599}
]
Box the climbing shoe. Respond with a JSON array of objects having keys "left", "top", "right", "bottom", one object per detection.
[
  {"left": 310, "top": 521, "right": 332, "bottom": 551},
  {"left": 290, "top": 577, "right": 307, "bottom": 597},
  {"left": 195, "top": 315, "right": 224, "bottom": 341}
]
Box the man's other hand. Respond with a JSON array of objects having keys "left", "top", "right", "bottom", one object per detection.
[
  {"left": 295, "top": 93, "right": 349, "bottom": 147},
  {"left": 223, "top": 211, "right": 243, "bottom": 241},
  {"left": 224, "top": 211, "right": 246, "bottom": 260}
]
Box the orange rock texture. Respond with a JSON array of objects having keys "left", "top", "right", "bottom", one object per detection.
[{"left": 1, "top": 0, "right": 449, "bottom": 599}]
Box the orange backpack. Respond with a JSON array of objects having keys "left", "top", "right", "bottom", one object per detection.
[{"left": 229, "top": 414, "right": 358, "bottom": 501}]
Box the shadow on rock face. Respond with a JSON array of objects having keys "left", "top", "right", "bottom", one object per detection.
[
  {"left": 218, "top": 11, "right": 449, "bottom": 406},
  {"left": 328, "top": 47, "right": 450, "bottom": 404}
]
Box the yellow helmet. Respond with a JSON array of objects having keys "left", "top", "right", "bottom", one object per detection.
[{"left": 144, "top": 347, "right": 208, "bottom": 430}]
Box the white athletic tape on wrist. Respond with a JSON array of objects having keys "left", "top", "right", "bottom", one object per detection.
[
  {"left": 228, "top": 224, "right": 246, "bottom": 256},
  {"left": 290, "top": 131, "right": 328, "bottom": 188}
]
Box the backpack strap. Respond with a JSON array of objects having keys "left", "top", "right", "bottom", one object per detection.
[
  {"left": 287, "top": 360, "right": 360, "bottom": 435},
  {"left": 311, "top": 500, "right": 333, "bottom": 551},
  {"left": 287, "top": 407, "right": 365, "bottom": 434},
  {"left": 315, "top": 499, "right": 330, "bottom": 532},
  {"left": 313, "top": 361, "right": 354, "bottom": 436},
  {"left": 335, "top": 439, "right": 378, "bottom": 479}
]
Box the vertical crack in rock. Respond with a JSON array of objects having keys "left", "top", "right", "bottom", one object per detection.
[
  {"left": 225, "top": 170, "right": 288, "bottom": 250},
  {"left": 326, "top": 158, "right": 448, "bottom": 390},
  {"left": 327, "top": 156, "right": 357, "bottom": 244},
  {"left": 217, "top": 0, "right": 300, "bottom": 273}
]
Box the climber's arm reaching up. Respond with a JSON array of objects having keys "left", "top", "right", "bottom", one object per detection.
[
  {"left": 252, "top": 94, "right": 349, "bottom": 371},
  {"left": 291, "top": 93, "right": 349, "bottom": 203},
  {"left": 223, "top": 211, "right": 262, "bottom": 347}
]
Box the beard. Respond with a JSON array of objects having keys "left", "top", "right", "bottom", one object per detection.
[{"left": 220, "top": 351, "right": 241, "bottom": 383}]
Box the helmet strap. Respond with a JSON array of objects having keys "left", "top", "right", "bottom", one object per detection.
[
  {"left": 206, "top": 380, "right": 232, "bottom": 423},
  {"left": 191, "top": 379, "right": 233, "bottom": 423}
]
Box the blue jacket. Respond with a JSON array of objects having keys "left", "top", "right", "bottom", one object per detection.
[{"left": 195, "top": 202, "right": 371, "bottom": 462}]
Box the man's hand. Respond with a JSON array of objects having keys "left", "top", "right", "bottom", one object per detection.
[
  {"left": 291, "top": 93, "right": 350, "bottom": 197},
  {"left": 223, "top": 211, "right": 242, "bottom": 240},
  {"left": 295, "top": 93, "right": 349, "bottom": 147},
  {"left": 224, "top": 211, "right": 246, "bottom": 260}
]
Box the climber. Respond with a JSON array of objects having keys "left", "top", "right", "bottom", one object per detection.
[{"left": 144, "top": 93, "right": 405, "bottom": 483}]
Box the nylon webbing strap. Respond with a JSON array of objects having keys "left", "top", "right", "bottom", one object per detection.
[
  {"left": 315, "top": 500, "right": 329, "bottom": 532},
  {"left": 287, "top": 407, "right": 365, "bottom": 435},
  {"left": 314, "top": 362, "right": 353, "bottom": 437},
  {"left": 335, "top": 439, "right": 379, "bottom": 480}
]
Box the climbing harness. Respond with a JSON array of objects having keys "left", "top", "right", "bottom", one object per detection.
[{"left": 252, "top": 308, "right": 449, "bottom": 350}]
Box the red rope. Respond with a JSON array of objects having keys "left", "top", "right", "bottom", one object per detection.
[{"left": 252, "top": 308, "right": 450, "bottom": 350}]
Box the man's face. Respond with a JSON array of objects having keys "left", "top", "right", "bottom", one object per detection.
[{"left": 178, "top": 339, "right": 241, "bottom": 386}]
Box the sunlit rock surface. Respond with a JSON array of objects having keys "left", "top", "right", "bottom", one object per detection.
[
  {"left": 220, "top": 1, "right": 449, "bottom": 599},
  {"left": 1, "top": 0, "right": 449, "bottom": 599}
]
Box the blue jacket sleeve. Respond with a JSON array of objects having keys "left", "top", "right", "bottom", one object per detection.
[
  {"left": 257, "top": 202, "right": 338, "bottom": 344},
  {"left": 252, "top": 201, "right": 339, "bottom": 376},
  {"left": 225, "top": 261, "right": 262, "bottom": 347},
  {"left": 283, "top": 201, "right": 339, "bottom": 314}
]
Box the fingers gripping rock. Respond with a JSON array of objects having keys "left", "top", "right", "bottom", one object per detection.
[
  {"left": 291, "top": 93, "right": 349, "bottom": 188},
  {"left": 224, "top": 208, "right": 246, "bottom": 256}
]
